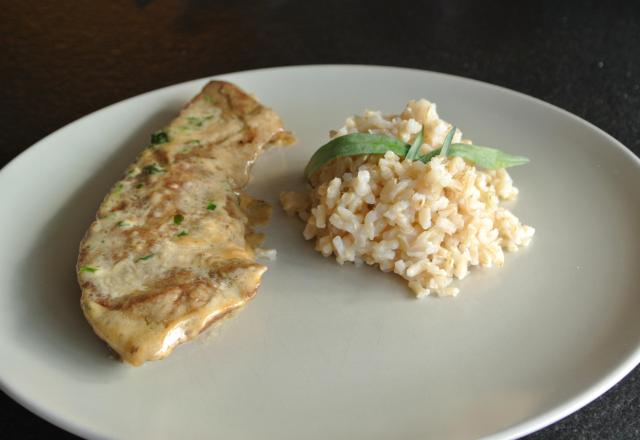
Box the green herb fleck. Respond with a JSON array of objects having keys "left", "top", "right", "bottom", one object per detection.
[
  {"left": 173, "top": 214, "right": 184, "bottom": 225},
  {"left": 136, "top": 183, "right": 144, "bottom": 189},
  {"left": 186, "top": 115, "right": 214, "bottom": 127},
  {"left": 136, "top": 254, "right": 154, "bottom": 262},
  {"left": 143, "top": 164, "right": 163, "bottom": 175},
  {"left": 207, "top": 202, "right": 217, "bottom": 211},
  {"left": 79, "top": 266, "right": 98, "bottom": 273},
  {"left": 113, "top": 183, "right": 124, "bottom": 194},
  {"left": 182, "top": 140, "right": 201, "bottom": 152},
  {"left": 177, "top": 231, "right": 188, "bottom": 237},
  {"left": 204, "top": 95, "right": 215, "bottom": 105},
  {"left": 151, "top": 130, "right": 169, "bottom": 145}
]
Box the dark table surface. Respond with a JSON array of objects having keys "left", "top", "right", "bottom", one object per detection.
[{"left": 1, "top": 0, "right": 639, "bottom": 438}]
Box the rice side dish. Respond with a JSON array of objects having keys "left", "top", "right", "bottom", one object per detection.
[{"left": 281, "top": 100, "right": 534, "bottom": 297}]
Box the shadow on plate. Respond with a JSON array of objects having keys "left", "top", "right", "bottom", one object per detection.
[{"left": 13, "top": 108, "right": 178, "bottom": 380}]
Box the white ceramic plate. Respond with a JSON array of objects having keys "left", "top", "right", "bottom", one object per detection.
[{"left": 1, "top": 65, "right": 639, "bottom": 440}]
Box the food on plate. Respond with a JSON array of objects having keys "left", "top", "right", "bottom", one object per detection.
[
  {"left": 77, "top": 81, "right": 293, "bottom": 366},
  {"left": 281, "top": 100, "right": 534, "bottom": 297}
]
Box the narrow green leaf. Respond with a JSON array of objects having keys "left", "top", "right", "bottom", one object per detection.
[
  {"left": 305, "top": 132, "right": 529, "bottom": 179},
  {"left": 419, "top": 143, "right": 529, "bottom": 169},
  {"left": 449, "top": 143, "right": 529, "bottom": 168},
  {"left": 177, "top": 231, "right": 188, "bottom": 237},
  {"left": 304, "top": 133, "right": 410, "bottom": 179},
  {"left": 405, "top": 126, "right": 424, "bottom": 161},
  {"left": 440, "top": 126, "right": 456, "bottom": 158}
]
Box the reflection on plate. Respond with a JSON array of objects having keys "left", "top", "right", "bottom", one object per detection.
[{"left": 1, "top": 65, "right": 639, "bottom": 440}]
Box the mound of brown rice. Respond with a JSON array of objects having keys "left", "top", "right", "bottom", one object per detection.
[{"left": 281, "top": 99, "right": 534, "bottom": 297}]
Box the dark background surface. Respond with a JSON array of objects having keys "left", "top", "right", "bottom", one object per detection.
[{"left": 1, "top": 0, "right": 639, "bottom": 438}]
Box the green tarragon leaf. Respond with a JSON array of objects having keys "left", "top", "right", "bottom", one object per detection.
[
  {"left": 405, "top": 125, "right": 424, "bottom": 161},
  {"left": 304, "top": 133, "right": 410, "bottom": 179},
  {"left": 305, "top": 132, "right": 529, "bottom": 179},
  {"left": 439, "top": 126, "right": 456, "bottom": 158},
  {"left": 418, "top": 143, "right": 530, "bottom": 168}
]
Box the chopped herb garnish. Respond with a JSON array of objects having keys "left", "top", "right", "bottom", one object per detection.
[
  {"left": 136, "top": 254, "right": 154, "bottom": 262},
  {"left": 113, "top": 183, "right": 124, "bottom": 194},
  {"left": 181, "top": 140, "right": 201, "bottom": 153},
  {"left": 304, "top": 132, "right": 529, "bottom": 179},
  {"left": 143, "top": 164, "right": 163, "bottom": 175},
  {"left": 173, "top": 214, "right": 184, "bottom": 225},
  {"left": 79, "top": 266, "right": 98, "bottom": 273},
  {"left": 136, "top": 183, "right": 144, "bottom": 189},
  {"left": 177, "top": 231, "right": 188, "bottom": 237},
  {"left": 117, "top": 220, "right": 132, "bottom": 228},
  {"left": 151, "top": 130, "right": 169, "bottom": 145},
  {"left": 186, "top": 115, "right": 214, "bottom": 127},
  {"left": 204, "top": 95, "right": 215, "bottom": 105},
  {"left": 207, "top": 202, "right": 217, "bottom": 211}
]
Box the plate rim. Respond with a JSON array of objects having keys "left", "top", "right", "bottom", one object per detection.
[{"left": 1, "top": 64, "right": 639, "bottom": 440}]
